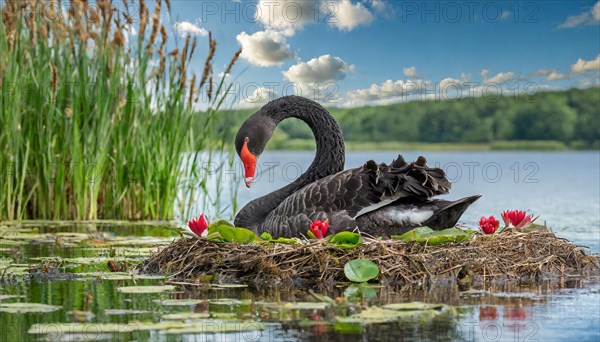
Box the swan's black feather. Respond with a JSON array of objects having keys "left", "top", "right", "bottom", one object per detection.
[{"left": 262, "top": 155, "right": 453, "bottom": 237}]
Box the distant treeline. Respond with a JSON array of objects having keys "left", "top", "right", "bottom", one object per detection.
[{"left": 209, "top": 87, "right": 600, "bottom": 150}]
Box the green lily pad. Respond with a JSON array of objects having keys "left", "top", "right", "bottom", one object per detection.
[
  {"left": 104, "top": 309, "right": 152, "bottom": 315},
  {"left": 392, "top": 227, "right": 474, "bottom": 246},
  {"left": 162, "top": 312, "right": 211, "bottom": 320},
  {"left": 153, "top": 299, "right": 204, "bottom": 306},
  {"left": 0, "top": 302, "right": 62, "bottom": 313},
  {"left": 328, "top": 232, "right": 363, "bottom": 249},
  {"left": 211, "top": 284, "right": 249, "bottom": 288},
  {"left": 77, "top": 272, "right": 165, "bottom": 281},
  {"left": 336, "top": 307, "right": 434, "bottom": 324},
  {"left": 117, "top": 285, "right": 175, "bottom": 294},
  {"left": 28, "top": 322, "right": 187, "bottom": 334},
  {"left": 344, "top": 284, "right": 378, "bottom": 301},
  {"left": 164, "top": 321, "right": 265, "bottom": 334},
  {"left": 208, "top": 220, "right": 235, "bottom": 230},
  {"left": 279, "top": 302, "right": 331, "bottom": 310},
  {"left": 261, "top": 234, "right": 301, "bottom": 244},
  {"left": 207, "top": 225, "right": 257, "bottom": 244},
  {"left": 382, "top": 302, "right": 446, "bottom": 311},
  {"left": 0, "top": 295, "right": 25, "bottom": 302},
  {"left": 344, "top": 259, "right": 380, "bottom": 283}
]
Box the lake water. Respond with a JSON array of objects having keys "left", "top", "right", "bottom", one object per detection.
[
  {"left": 1, "top": 151, "right": 598, "bottom": 341},
  {"left": 238, "top": 151, "right": 600, "bottom": 253}
]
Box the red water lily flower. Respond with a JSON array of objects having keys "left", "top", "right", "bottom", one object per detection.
[
  {"left": 501, "top": 210, "right": 538, "bottom": 228},
  {"left": 479, "top": 306, "right": 498, "bottom": 321},
  {"left": 187, "top": 213, "right": 208, "bottom": 237},
  {"left": 479, "top": 215, "right": 500, "bottom": 234},
  {"left": 309, "top": 219, "right": 329, "bottom": 239}
]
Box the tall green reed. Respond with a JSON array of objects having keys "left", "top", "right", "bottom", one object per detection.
[{"left": 0, "top": 0, "right": 241, "bottom": 221}]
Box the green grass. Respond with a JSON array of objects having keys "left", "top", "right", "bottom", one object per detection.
[{"left": 0, "top": 1, "right": 239, "bottom": 221}]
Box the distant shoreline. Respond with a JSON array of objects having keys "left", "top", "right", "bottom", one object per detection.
[{"left": 267, "top": 139, "right": 599, "bottom": 151}]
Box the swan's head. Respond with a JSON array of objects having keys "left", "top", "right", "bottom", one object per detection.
[{"left": 235, "top": 113, "right": 276, "bottom": 188}]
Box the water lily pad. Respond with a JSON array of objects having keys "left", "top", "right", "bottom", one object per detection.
[
  {"left": 0, "top": 295, "right": 25, "bottom": 302},
  {"left": 162, "top": 312, "right": 210, "bottom": 320},
  {"left": 280, "top": 302, "right": 331, "bottom": 310},
  {"left": 336, "top": 307, "right": 432, "bottom": 324},
  {"left": 344, "top": 284, "right": 378, "bottom": 301},
  {"left": 259, "top": 232, "right": 300, "bottom": 244},
  {"left": 208, "top": 225, "right": 257, "bottom": 244},
  {"left": 28, "top": 322, "right": 187, "bottom": 334},
  {"left": 328, "top": 232, "right": 363, "bottom": 249},
  {"left": 211, "top": 284, "right": 248, "bottom": 288},
  {"left": 0, "top": 302, "right": 62, "bottom": 313},
  {"left": 382, "top": 302, "right": 446, "bottom": 311},
  {"left": 117, "top": 285, "right": 175, "bottom": 294},
  {"left": 153, "top": 299, "right": 204, "bottom": 306},
  {"left": 104, "top": 309, "right": 152, "bottom": 315},
  {"left": 77, "top": 272, "right": 165, "bottom": 281},
  {"left": 163, "top": 321, "right": 265, "bottom": 334},
  {"left": 392, "top": 227, "right": 474, "bottom": 245},
  {"left": 343, "top": 259, "right": 380, "bottom": 283}
]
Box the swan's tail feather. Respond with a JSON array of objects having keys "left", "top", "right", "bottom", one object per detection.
[
  {"left": 362, "top": 155, "right": 451, "bottom": 202},
  {"left": 421, "top": 194, "right": 482, "bottom": 230}
]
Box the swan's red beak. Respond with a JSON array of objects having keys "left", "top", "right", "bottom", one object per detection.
[{"left": 241, "top": 139, "right": 257, "bottom": 188}]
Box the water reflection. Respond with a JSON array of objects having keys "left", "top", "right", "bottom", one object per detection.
[{"left": 1, "top": 223, "right": 599, "bottom": 341}]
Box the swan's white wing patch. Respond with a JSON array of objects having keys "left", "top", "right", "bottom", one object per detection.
[
  {"left": 354, "top": 197, "right": 399, "bottom": 218},
  {"left": 390, "top": 209, "right": 434, "bottom": 225}
]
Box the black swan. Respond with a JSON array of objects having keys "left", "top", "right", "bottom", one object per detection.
[{"left": 234, "top": 96, "right": 480, "bottom": 238}]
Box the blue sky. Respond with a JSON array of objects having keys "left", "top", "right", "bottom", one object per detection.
[{"left": 158, "top": 0, "right": 600, "bottom": 108}]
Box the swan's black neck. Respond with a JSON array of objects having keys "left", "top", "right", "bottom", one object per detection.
[{"left": 234, "top": 96, "right": 345, "bottom": 232}]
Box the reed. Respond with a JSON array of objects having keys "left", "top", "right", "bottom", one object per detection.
[{"left": 0, "top": 0, "right": 240, "bottom": 221}]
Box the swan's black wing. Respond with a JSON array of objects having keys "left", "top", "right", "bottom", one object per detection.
[
  {"left": 356, "top": 194, "right": 482, "bottom": 237},
  {"left": 262, "top": 155, "right": 451, "bottom": 238}
]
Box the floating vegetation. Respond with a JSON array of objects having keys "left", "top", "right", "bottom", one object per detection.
[
  {"left": 153, "top": 299, "right": 205, "bottom": 306},
  {"left": 162, "top": 312, "right": 211, "bottom": 320},
  {"left": 344, "top": 259, "right": 380, "bottom": 283},
  {"left": 211, "top": 284, "right": 249, "bottom": 288},
  {"left": 104, "top": 309, "right": 152, "bottom": 316},
  {"left": 117, "top": 285, "right": 175, "bottom": 294},
  {"left": 76, "top": 272, "right": 165, "bottom": 281},
  {"left": 163, "top": 321, "right": 266, "bottom": 335},
  {"left": 137, "top": 227, "right": 599, "bottom": 286},
  {"left": 0, "top": 302, "right": 62, "bottom": 313}
]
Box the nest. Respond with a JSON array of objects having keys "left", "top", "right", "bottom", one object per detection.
[{"left": 136, "top": 228, "right": 599, "bottom": 287}]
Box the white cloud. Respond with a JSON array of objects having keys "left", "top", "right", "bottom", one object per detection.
[
  {"left": 370, "top": 0, "right": 396, "bottom": 19},
  {"left": 238, "top": 87, "right": 279, "bottom": 109},
  {"left": 403, "top": 66, "right": 420, "bottom": 79},
  {"left": 173, "top": 21, "right": 208, "bottom": 37},
  {"left": 558, "top": 1, "right": 600, "bottom": 29},
  {"left": 545, "top": 70, "right": 568, "bottom": 81},
  {"left": 500, "top": 11, "right": 511, "bottom": 21},
  {"left": 236, "top": 30, "right": 294, "bottom": 67},
  {"left": 570, "top": 54, "right": 600, "bottom": 74},
  {"left": 254, "top": 0, "right": 378, "bottom": 35},
  {"left": 347, "top": 79, "right": 432, "bottom": 103},
  {"left": 330, "top": 0, "right": 374, "bottom": 31},
  {"left": 255, "top": 0, "right": 320, "bottom": 36},
  {"left": 282, "top": 54, "right": 353, "bottom": 103},
  {"left": 283, "top": 54, "right": 354, "bottom": 83},
  {"left": 482, "top": 71, "right": 515, "bottom": 84}
]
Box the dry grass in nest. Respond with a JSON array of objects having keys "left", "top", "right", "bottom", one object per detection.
[{"left": 136, "top": 228, "right": 599, "bottom": 287}]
